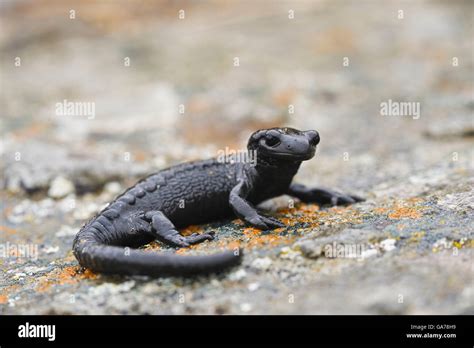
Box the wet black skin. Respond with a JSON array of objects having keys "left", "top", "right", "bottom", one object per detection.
[{"left": 73, "top": 127, "right": 364, "bottom": 277}]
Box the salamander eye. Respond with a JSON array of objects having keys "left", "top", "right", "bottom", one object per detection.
[{"left": 265, "top": 135, "right": 280, "bottom": 147}]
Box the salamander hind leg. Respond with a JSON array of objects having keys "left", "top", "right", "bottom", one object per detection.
[{"left": 145, "top": 211, "right": 214, "bottom": 248}]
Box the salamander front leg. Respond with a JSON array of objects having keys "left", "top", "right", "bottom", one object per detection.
[{"left": 229, "top": 182, "right": 285, "bottom": 230}]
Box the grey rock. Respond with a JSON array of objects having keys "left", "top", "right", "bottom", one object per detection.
[
  {"left": 2, "top": 141, "right": 151, "bottom": 194},
  {"left": 48, "top": 176, "right": 75, "bottom": 198},
  {"left": 296, "top": 229, "right": 380, "bottom": 259}
]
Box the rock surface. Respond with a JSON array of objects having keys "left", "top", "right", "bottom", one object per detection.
[{"left": 0, "top": 1, "right": 472, "bottom": 314}]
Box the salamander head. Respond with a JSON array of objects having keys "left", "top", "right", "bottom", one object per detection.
[{"left": 247, "top": 127, "right": 320, "bottom": 162}]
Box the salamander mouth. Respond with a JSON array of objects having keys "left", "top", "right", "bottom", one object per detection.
[{"left": 266, "top": 149, "right": 316, "bottom": 161}]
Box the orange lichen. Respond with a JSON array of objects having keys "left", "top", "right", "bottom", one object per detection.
[
  {"left": 373, "top": 207, "right": 388, "bottom": 214},
  {"left": 143, "top": 241, "right": 163, "bottom": 252},
  {"left": 388, "top": 207, "right": 422, "bottom": 219},
  {"left": 0, "top": 284, "right": 20, "bottom": 303},
  {"left": 142, "top": 201, "right": 376, "bottom": 256},
  {"left": 81, "top": 269, "right": 99, "bottom": 280},
  {"left": 35, "top": 266, "right": 98, "bottom": 293},
  {"left": 11, "top": 122, "right": 48, "bottom": 141},
  {"left": 225, "top": 241, "right": 241, "bottom": 251},
  {"left": 0, "top": 294, "right": 8, "bottom": 304},
  {"left": 0, "top": 225, "right": 19, "bottom": 235},
  {"left": 232, "top": 219, "right": 245, "bottom": 226},
  {"left": 142, "top": 200, "right": 428, "bottom": 256},
  {"left": 298, "top": 204, "right": 321, "bottom": 213},
  {"left": 373, "top": 199, "right": 425, "bottom": 220},
  {"left": 36, "top": 280, "right": 53, "bottom": 293},
  {"left": 247, "top": 234, "right": 296, "bottom": 248},
  {"left": 279, "top": 217, "right": 294, "bottom": 225},
  {"left": 128, "top": 148, "right": 154, "bottom": 163},
  {"left": 243, "top": 227, "right": 261, "bottom": 238},
  {"left": 179, "top": 225, "right": 204, "bottom": 236},
  {"left": 7, "top": 248, "right": 20, "bottom": 258},
  {"left": 273, "top": 88, "right": 296, "bottom": 107},
  {"left": 406, "top": 197, "right": 423, "bottom": 204}
]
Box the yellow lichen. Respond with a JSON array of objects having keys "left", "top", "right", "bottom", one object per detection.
[{"left": 409, "top": 231, "right": 425, "bottom": 243}]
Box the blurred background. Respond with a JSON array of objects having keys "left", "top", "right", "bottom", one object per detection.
[{"left": 0, "top": 0, "right": 472, "bottom": 314}]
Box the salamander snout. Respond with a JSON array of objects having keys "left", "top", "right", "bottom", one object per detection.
[{"left": 305, "top": 130, "right": 320, "bottom": 147}]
